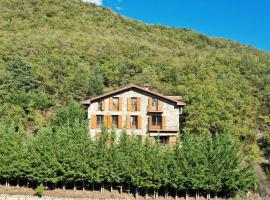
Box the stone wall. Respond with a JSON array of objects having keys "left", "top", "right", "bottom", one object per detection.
[{"left": 88, "top": 88, "right": 180, "bottom": 138}]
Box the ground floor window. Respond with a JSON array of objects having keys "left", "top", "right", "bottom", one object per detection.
[
  {"left": 112, "top": 115, "right": 118, "bottom": 128},
  {"left": 96, "top": 115, "right": 104, "bottom": 128},
  {"left": 155, "top": 136, "right": 169, "bottom": 144},
  {"left": 131, "top": 115, "right": 138, "bottom": 129}
]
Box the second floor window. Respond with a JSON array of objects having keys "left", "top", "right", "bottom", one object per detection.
[
  {"left": 97, "top": 101, "right": 102, "bottom": 111},
  {"left": 112, "top": 115, "right": 118, "bottom": 128},
  {"left": 113, "top": 97, "right": 119, "bottom": 106},
  {"left": 96, "top": 115, "right": 104, "bottom": 128},
  {"left": 131, "top": 97, "right": 137, "bottom": 110},
  {"left": 152, "top": 97, "right": 158, "bottom": 110}
]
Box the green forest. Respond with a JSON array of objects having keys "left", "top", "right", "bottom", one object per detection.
[
  {"left": 0, "top": 104, "right": 256, "bottom": 198},
  {"left": 0, "top": 0, "right": 269, "bottom": 197}
]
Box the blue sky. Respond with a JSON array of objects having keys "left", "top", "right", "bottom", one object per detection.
[{"left": 95, "top": 0, "right": 269, "bottom": 52}]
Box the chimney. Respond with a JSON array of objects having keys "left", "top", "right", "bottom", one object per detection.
[{"left": 143, "top": 84, "right": 150, "bottom": 90}]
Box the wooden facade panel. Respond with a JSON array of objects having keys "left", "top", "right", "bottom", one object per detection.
[
  {"left": 162, "top": 116, "right": 166, "bottom": 129},
  {"left": 138, "top": 115, "right": 142, "bottom": 129},
  {"left": 119, "top": 97, "right": 123, "bottom": 111},
  {"left": 107, "top": 115, "right": 112, "bottom": 128},
  {"left": 118, "top": 115, "right": 122, "bottom": 129},
  {"left": 126, "top": 115, "right": 131, "bottom": 129},
  {"left": 158, "top": 100, "right": 163, "bottom": 111},
  {"left": 137, "top": 97, "right": 141, "bottom": 111},
  {"left": 91, "top": 115, "right": 96, "bottom": 128},
  {"left": 109, "top": 97, "right": 113, "bottom": 111},
  {"left": 148, "top": 97, "right": 152, "bottom": 112},
  {"left": 127, "top": 97, "right": 131, "bottom": 111}
]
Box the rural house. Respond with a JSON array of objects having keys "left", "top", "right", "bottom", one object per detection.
[{"left": 82, "top": 84, "right": 186, "bottom": 143}]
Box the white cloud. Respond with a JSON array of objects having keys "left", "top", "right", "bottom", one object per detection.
[{"left": 81, "top": 0, "right": 103, "bottom": 6}]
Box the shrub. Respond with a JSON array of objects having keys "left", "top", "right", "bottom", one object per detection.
[{"left": 34, "top": 184, "right": 45, "bottom": 197}]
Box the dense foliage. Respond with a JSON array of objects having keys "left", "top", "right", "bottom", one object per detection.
[
  {"left": 0, "top": 0, "right": 269, "bottom": 193},
  {"left": 0, "top": 0, "right": 269, "bottom": 147},
  {"left": 0, "top": 104, "right": 255, "bottom": 198}
]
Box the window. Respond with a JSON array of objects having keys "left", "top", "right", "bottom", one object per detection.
[
  {"left": 152, "top": 97, "right": 158, "bottom": 110},
  {"left": 156, "top": 136, "right": 169, "bottom": 144},
  {"left": 152, "top": 115, "right": 162, "bottom": 125},
  {"left": 96, "top": 115, "right": 104, "bottom": 128},
  {"left": 131, "top": 115, "right": 138, "bottom": 129},
  {"left": 97, "top": 101, "right": 102, "bottom": 111},
  {"left": 131, "top": 97, "right": 137, "bottom": 111},
  {"left": 112, "top": 115, "right": 118, "bottom": 128},
  {"left": 113, "top": 97, "right": 119, "bottom": 106},
  {"left": 131, "top": 97, "right": 137, "bottom": 106}
]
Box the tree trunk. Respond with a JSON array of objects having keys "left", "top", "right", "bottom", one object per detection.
[
  {"left": 185, "top": 190, "right": 188, "bottom": 200},
  {"left": 73, "top": 182, "right": 76, "bottom": 191},
  {"left": 120, "top": 184, "right": 123, "bottom": 195},
  {"left": 110, "top": 183, "right": 113, "bottom": 193},
  {"left": 128, "top": 183, "right": 131, "bottom": 195},
  {"left": 92, "top": 183, "right": 94, "bottom": 192},
  {"left": 135, "top": 188, "right": 139, "bottom": 200},
  {"left": 206, "top": 192, "right": 210, "bottom": 200},
  {"left": 195, "top": 191, "right": 198, "bottom": 200},
  {"left": 145, "top": 188, "right": 148, "bottom": 200},
  {"left": 215, "top": 192, "right": 217, "bottom": 200},
  {"left": 156, "top": 189, "right": 158, "bottom": 199},
  {"left": 165, "top": 188, "right": 169, "bottom": 199},
  {"left": 101, "top": 183, "right": 104, "bottom": 193},
  {"left": 62, "top": 182, "right": 66, "bottom": 190},
  {"left": 175, "top": 190, "right": 178, "bottom": 200},
  {"left": 26, "top": 180, "right": 29, "bottom": 187},
  {"left": 82, "top": 180, "right": 85, "bottom": 191},
  {"left": 154, "top": 189, "right": 156, "bottom": 199},
  {"left": 16, "top": 179, "right": 19, "bottom": 188}
]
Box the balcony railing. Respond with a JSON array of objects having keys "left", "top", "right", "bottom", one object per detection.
[
  {"left": 147, "top": 105, "right": 163, "bottom": 113},
  {"left": 148, "top": 124, "right": 179, "bottom": 132}
]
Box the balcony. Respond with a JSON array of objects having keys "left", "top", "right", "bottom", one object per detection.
[
  {"left": 147, "top": 105, "right": 163, "bottom": 113},
  {"left": 148, "top": 124, "right": 179, "bottom": 132}
]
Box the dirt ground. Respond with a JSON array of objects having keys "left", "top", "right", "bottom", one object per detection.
[{"left": 0, "top": 186, "right": 268, "bottom": 200}]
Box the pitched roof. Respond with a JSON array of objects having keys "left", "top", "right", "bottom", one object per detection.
[{"left": 81, "top": 84, "right": 186, "bottom": 106}]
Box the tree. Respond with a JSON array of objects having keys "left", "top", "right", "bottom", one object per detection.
[
  {"left": 27, "top": 126, "right": 60, "bottom": 187},
  {"left": 0, "top": 124, "right": 29, "bottom": 187},
  {"left": 4, "top": 57, "right": 39, "bottom": 92}
]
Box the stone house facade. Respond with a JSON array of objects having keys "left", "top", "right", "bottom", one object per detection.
[{"left": 82, "top": 84, "right": 186, "bottom": 143}]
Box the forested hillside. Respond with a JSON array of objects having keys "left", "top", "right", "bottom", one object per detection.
[{"left": 0, "top": 0, "right": 269, "bottom": 153}]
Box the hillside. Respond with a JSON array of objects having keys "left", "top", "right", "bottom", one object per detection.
[{"left": 0, "top": 0, "right": 269, "bottom": 149}]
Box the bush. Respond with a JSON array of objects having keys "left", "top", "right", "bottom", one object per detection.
[{"left": 34, "top": 184, "right": 45, "bottom": 197}]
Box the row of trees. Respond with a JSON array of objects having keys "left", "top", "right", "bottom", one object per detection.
[{"left": 0, "top": 105, "right": 256, "bottom": 199}]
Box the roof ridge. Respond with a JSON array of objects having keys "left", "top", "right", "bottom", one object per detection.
[{"left": 81, "top": 84, "right": 186, "bottom": 106}]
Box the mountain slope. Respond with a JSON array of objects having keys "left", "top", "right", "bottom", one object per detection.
[{"left": 0, "top": 0, "right": 269, "bottom": 147}]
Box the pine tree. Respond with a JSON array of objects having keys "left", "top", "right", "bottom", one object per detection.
[
  {"left": 0, "top": 124, "right": 28, "bottom": 187},
  {"left": 27, "top": 126, "right": 60, "bottom": 187}
]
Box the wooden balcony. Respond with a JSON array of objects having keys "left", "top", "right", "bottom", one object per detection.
[
  {"left": 148, "top": 124, "right": 179, "bottom": 132},
  {"left": 147, "top": 105, "right": 163, "bottom": 113}
]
